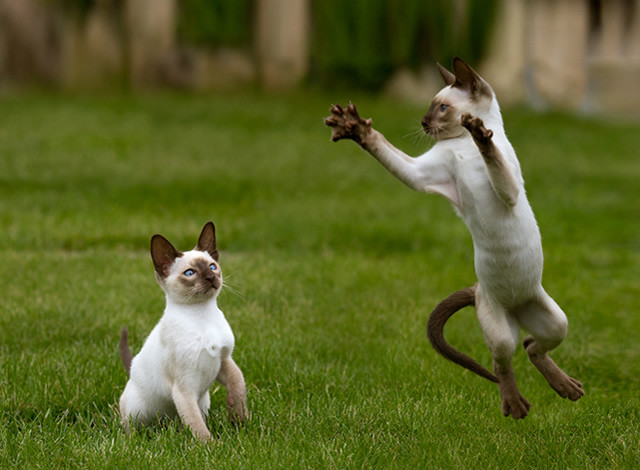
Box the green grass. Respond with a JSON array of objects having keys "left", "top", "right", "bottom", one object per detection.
[{"left": 0, "top": 90, "right": 638, "bottom": 468}]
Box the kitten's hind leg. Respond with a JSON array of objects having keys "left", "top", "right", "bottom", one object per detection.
[
  {"left": 119, "top": 383, "right": 154, "bottom": 433},
  {"left": 198, "top": 392, "right": 211, "bottom": 417},
  {"left": 494, "top": 359, "right": 531, "bottom": 419},
  {"left": 476, "top": 287, "right": 530, "bottom": 419},
  {"left": 523, "top": 335, "right": 584, "bottom": 400},
  {"left": 518, "top": 293, "right": 584, "bottom": 401}
]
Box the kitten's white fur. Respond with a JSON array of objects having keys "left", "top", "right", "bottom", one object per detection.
[
  {"left": 325, "top": 58, "right": 583, "bottom": 418},
  {"left": 119, "top": 223, "right": 247, "bottom": 441}
]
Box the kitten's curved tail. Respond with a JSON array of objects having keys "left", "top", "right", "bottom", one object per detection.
[
  {"left": 427, "top": 286, "right": 498, "bottom": 383},
  {"left": 119, "top": 328, "right": 132, "bottom": 377}
]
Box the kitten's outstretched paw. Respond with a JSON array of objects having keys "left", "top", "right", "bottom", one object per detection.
[
  {"left": 461, "top": 113, "right": 493, "bottom": 144},
  {"left": 324, "top": 103, "right": 372, "bottom": 146}
]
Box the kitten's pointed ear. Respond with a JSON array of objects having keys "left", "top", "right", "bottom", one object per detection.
[
  {"left": 151, "top": 234, "right": 182, "bottom": 278},
  {"left": 196, "top": 221, "right": 219, "bottom": 261},
  {"left": 452, "top": 57, "right": 492, "bottom": 100},
  {"left": 437, "top": 62, "right": 456, "bottom": 86}
]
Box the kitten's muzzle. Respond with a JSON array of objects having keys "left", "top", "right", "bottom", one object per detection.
[
  {"left": 421, "top": 118, "right": 432, "bottom": 135},
  {"left": 204, "top": 272, "right": 221, "bottom": 290}
]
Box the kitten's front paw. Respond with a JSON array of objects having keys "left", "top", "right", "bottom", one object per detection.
[
  {"left": 324, "top": 103, "right": 372, "bottom": 146},
  {"left": 461, "top": 113, "right": 493, "bottom": 144},
  {"left": 227, "top": 395, "right": 248, "bottom": 426},
  {"left": 196, "top": 429, "right": 214, "bottom": 444}
]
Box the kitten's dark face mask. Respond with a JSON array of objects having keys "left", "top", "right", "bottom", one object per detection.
[
  {"left": 421, "top": 98, "right": 463, "bottom": 140},
  {"left": 150, "top": 221, "right": 223, "bottom": 304},
  {"left": 160, "top": 252, "right": 223, "bottom": 304},
  {"left": 179, "top": 258, "right": 222, "bottom": 294},
  {"left": 422, "top": 58, "right": 493, "bottom": 141},
  {"left": 421, "top": 86, "right": 471, "bottom": 141}
]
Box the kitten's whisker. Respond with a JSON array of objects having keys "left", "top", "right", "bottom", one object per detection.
[
  {"left": 221, "top": 281, "right": 246, "bottom": 302},
  {"left": 402, "top": 126, "right": 423, "bottom": 140},
  {"left": 184, "top": 287, "right": 199, "bottom": 303},
  {"left": 413, "top": 127, "right": 430, "bottom": 146}
]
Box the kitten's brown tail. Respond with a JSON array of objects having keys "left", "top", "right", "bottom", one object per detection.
[
  {"left": 427, "top": 286, "right": 498, "bottom": 383},
  {"left": 119, "top": 328, "right": 132, "bottom": 377}
]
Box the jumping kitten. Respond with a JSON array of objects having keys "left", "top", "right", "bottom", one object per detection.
[
  {"left": 324, "top": 58, "right": 584, "bottom": 419},
  {"left": 119, "top": 221, "right": 248, "bottom": 441}
]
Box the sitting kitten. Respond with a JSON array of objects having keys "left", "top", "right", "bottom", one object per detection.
[
  {"left": 119, "top": 221, "right": 248, "bottom": 442},
  {"left": 324, "top": 58, "right": 584, "bottom": 419}
]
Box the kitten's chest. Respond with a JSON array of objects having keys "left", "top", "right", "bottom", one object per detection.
[
  {"left": 452, "top": 151, "right": 492, "bottom": 207},
  {"left": 451, "top": 137, "right": 518, "bottom": 200},
  {"left": 199, "top": 315, "right": 234, "bottom": 360},
  {"left": 162, "top": 307, "right": 235, "bottom": 364}
]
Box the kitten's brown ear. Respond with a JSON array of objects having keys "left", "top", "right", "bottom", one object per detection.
[
  {"left": 437, "top": 62, "right": 456, "bottom": 86},
  {"left": 451, "top": 57, "right": 492, "bottom": 100},
  {"left": 196, "top": 221, "right": 219, "bottom": 261},
  {"left": 151, "top": 234, "right": 182, "bottom": 278}
]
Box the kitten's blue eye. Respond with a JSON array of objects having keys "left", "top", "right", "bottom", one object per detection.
[
  {"left": 440, "top": 104, "right": 449, "bottom": 112},
  {"left": 183, "top": 269, "right": 195, "bottom": 277},
  {"left": 209, "top": 263, "right": 217, "bottom": 271}
]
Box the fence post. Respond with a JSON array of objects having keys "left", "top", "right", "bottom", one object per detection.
[
  {"left": 124, "top": 0, "right": 177, "bottom": 88},
  {"left": 255, "top": 0, "right": 310, "bottom": 89}
]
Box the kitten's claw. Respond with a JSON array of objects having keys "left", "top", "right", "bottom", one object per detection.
[
  {"left": 324, "top": 102, "right": 372, "bottom": 145},
  {"left": 461, "top": 113, "right": 493, "bottom": 143}
]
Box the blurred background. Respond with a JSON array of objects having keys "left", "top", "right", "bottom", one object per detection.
[{"left": 0, "top": 0, "right": 638, "bottom": 116}]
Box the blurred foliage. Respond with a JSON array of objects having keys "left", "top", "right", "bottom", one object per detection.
[
  {"left": 44, "top": 0, "right": 496, "bottom": 90},
  {"left": 311, "top": 0, "right": 499, "bottom": 90},
  {"left": 47, "top": 0, "right": 93, "bottom": 10},
  {"left": 47, "top": 0, "right": 121, "bottom": 16},
  {"left": 177, "top": 0, "right": 253, "bottom": 47},
  {"left": 48, "top": 0, "right": 253, "bottom": 47}
]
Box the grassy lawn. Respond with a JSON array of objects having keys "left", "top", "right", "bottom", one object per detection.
[{"left": 0, "top": 90, "right": 638, "bottom": 468}]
